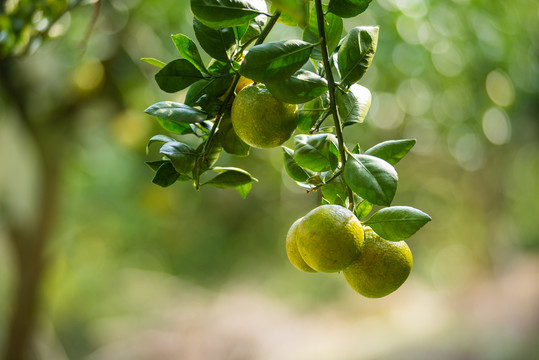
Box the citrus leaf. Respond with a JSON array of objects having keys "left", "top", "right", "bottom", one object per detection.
[
  {"left": 197, "top": 138, "right": 222, "bottom": 170},
  {"left": 146, "top": 135, "right": 177, "bottom": 152},
  {"left": 235, "top": 182, "right": 253, "bottom": 198},
  {"left": 282, "top": 146, "right": 313, "bottom": 182},
  {"left": 151, "top": 161, "right": 181, "bottom": 187},
  {"left": 336, "top": 83, "right": 372, "bottom": 126},
  {"left": 159, "top": 141, "right": 198, "bottom": 174},
  {"left": 171, "top": 33, "right": 208, "bottom": 74},
  {"left": 193, "top": 18, "right": 236, "bottom": 63},
  {"left": 294, "top": 134, "right": 338, "bottom": 172},
  {"left": 141, "top": 58, "right": 166, "bottom": 68},
  {"left": 298, "top": 96, "right": 327, "bottom": 132},
  {"left": 145, "top": 102, "right": 208, "bottom": 124},
  {"left": 354, "top": 197, "right": 373, "bottom": 220},
  {"left": 266, "top": 69, "right": 328, "bottom": 104},
  {"left": 303, "top": 3, "right": 343, "bottom": 60},
  {"left": 204, "top": 167, "right": 258, "bottom": 188},
  {"left": 328, "top": 0, "right": 372, "bottom": 18},
  {"left": 240, "top": 14, "right": 267, "bottom": 45},
  {"left": 338, "top": 26, "right": 378, "bottom": 86},
  {"left": 364, "top": 206, "right": 432, "bottom": 241},
  {"left": 240, "top": 39, "right": 315, "bottom": 84},
  {"left": 219, "top": 113, "right": 250, "bottom": 156},
  {"left": 191, "top": 0, "right": 267, "bottom": 28},
  {"left": 364, "top": 139, "right": 416, "bottom": 165},
  {"left": 320, "top": 174, "right": 347, "bottom": 204},
  {"left": 344, "top": 153, "right": 398, "bottom": 206},
  {"left": 271, "top": 0, "right": 309, "bottom": 27},
  {"left": 155, "top": 59, "right": 204, "bottom": 93}
]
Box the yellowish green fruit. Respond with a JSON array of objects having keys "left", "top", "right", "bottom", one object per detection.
[
  {"left": 296, "top": 205, "right": 364, "bottom": 273},
  {"left": 343, "top": 227, "right": 413, "bottom": 298},
  {"left": 218, "top": 76, "right": 254, "bottom": 101},
  {"left": 231, "top": 84, "right": 298, "bottom": 149},
  {"left": 286, "top": 217, "right": 316, "bottom": 273}
]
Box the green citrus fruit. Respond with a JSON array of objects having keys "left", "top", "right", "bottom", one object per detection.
[
  {"left": 231, "top": 83, "right": 298, "bottom": 149},
  {"left": 286, "top": 217, "right": 316, "bottom": 273},
  {"left": 296, "top": 205, "right": 364, "bottom": 273},
  {"left": 343, "top": 226, "right": 413, "bottom": 298}
]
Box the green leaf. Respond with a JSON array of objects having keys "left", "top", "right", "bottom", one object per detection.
[
  {"left": 271, "top": 0, "right": 309, "bottom": 27},
  {"left": 336, "top": 83, "right": 372, "bottom": 126},
  {"left": 145, "top": 102, "right": 208, "bottom": 124},
  {"left": 171, "top": 33, "right": 208, "bottom": 74},
  {"left": 344, "top": 153, "right": 398, "bottom": 206},
  {"left": 235, "top": 182, "right": 253, "bottom": 198},
  {"left": 297, "top": 96, "right": 327, "bottom": 132},
  {"left": 364, "top": 139, "right": 416, "bottom": 166},
  {"left": 197, "top": 138, "right": 222, "bottom": 170},
  {"left": 328, "top": 0, "right": 372, "bottom": 18},
  {"left": 141, "top": 58, "right": 166, "bottom": 68},
  {"left": 191, "top": 0, "right": 267, "bottom": 28},
  {"left": 351, "top": 143, "right": 361, "bottom": 154},
  {"left": 204, "top": 167, "right": 258, "bottom": 188},
  {"left": 338, "top": 26, "right": 379, "bottom": 86},
  {"left": 266, "top": 69, "right": 328, "bottom": 104},
  {"left": 294, "top": 134, "right": 338, "bottom": 172},
  {"left": 160, "top": 141, "right": 198, "bottom": 174},
  {"left": 155, "top": 118, "right": 195, "bottom": 135},
  {"left": 218, "top": 113, "right": 250, "bottom": 156},
  {"left": 364, "top": 206, "right": 432, "bottom": 241},
  {"left": 240, "top": 14, "right": 267, "bottom": 45},
  {"left": 193, "top": 18, "right": 236, "bottom": 63},
  {"left": 146, "top": 135, "right": 177, "bottom": 152},
  {"left": 354, "top": 197, "right": 373, "bottom": 220},
  {"left": 151, "top": 161, "right": 181, "bottom": 187},
  {"left": 282, "top": 146, "right": 314, "bottom": 182},
  {"left": 146, "top": 160, "right": 169, "bottom": 172},
  {"left": 240, "top": 40, "right": 315, "bottom": 84},
  {"left": 320, "top": 174, "right": 347, "bottom": 204},
  {"left": 303, "top": 3, "right": 343, "bottom": 60},
  {"left": 155, "top": 59, "right": 204, "bottom": 93}
]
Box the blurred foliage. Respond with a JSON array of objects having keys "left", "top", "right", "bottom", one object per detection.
[{"left": 1, "top": 0, "right": 539, "bottom": 358}]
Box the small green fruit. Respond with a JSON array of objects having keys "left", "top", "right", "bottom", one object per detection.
[{"left": 286, "top": 217, "right": 316, "bottom": 273}]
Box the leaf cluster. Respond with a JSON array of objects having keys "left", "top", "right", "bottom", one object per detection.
[{"left": 143, "top": 0, "right": 430, "bottom": 239}]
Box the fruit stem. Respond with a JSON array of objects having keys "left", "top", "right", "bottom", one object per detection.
[
  {"left": 195, "top": 10, "right": 282, "bottom": 190},
  {"left": 314, "top": 0, "right": 346, "bottom": 168}
]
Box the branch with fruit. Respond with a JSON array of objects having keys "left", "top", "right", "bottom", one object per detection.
[{"left": 143, "top": 0, "right": 431, "bottom": 297}]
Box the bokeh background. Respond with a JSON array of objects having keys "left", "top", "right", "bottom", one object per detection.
[{"left": 1, "top": 0, "right": 538, "bottom": 359}]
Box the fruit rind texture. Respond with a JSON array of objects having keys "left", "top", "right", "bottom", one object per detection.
[
  {"left": 343, "top": 227, "right": 413, "bottom": 298},
  {"left": 296, "top": 205, "right": 364, "bottom": 273},
  {"left": 286, "top": 217, "right": 317, "bottom": 273},
  {"left": 231, "top": 84, "right": 298, "bottom": 149}
]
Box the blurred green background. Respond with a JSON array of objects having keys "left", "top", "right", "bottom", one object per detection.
[{"left": 1, "top": 0, "right": 538, "bottom": 359}]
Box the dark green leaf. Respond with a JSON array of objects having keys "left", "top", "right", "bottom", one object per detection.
[
  {"left": 364, "top": 139, "right": 416, "bottom": 165},
  {"left": 197, "top": 138, "right": 222, "bottom": 170},
  {"left": 141, "top": 58, "right": 166, "bottom": 68},
  {"left": 155, "top": 59, "right": 204, "bottom": 93},
  {"left": 328, "top": 0, "right": 372, "bottom": 18},
  {"left": 336, "top": 83, "right": 371, "bottom": 126},
  {"left": 145, "top": 102, "right": 208, "bottom": 124},
  {"left": 146, "top": 135, "right": 177, "bottom": 152},
  {"left": 351, "top": 143, "right": 361, "bottom": 154},
  {"left": 364, "top": 206, "right": 432, "bottom": 241},
  {"left": 152, "top": 161, "right": 181, "bottom": 187},
  {"left": 282, "top": 146, "right": 314, "bottom": 182},
  {"left": 297, "top": 96, "right": 327, "bottom": 132},
  {"left": 303, "top": 3, "right": 343, "bottom": 60},
  {"left": 146, "top": 160, "right": 169, "bottom": 172},
  {"left": 344, "top": 153, "right": 398, "bottom": 206},
  {"left": 321, "top": 174, "right": 347, "bottom": 204},
  {"left": 159, "top": 141, "right": 197, "bottom": 174},
  {"left": 191, "top": 0, "right": 267, "bottom": 28},
  {"left": 204, "top": 167, "right": 258, "bottom": 188},
  {"left": 338, "top": 26, "right": 378, "bottom": 86},
  {"left": 294, "top": 134, "right": 338, "bottom": 172},
  {"left": 240, "top": 14, "right": 267, "bottom": 45},
  {"left": 219, "top": 113, "right": 250, "bottom": 156},
  {"left": 155, "top": 118, "right": 196, "bottom": 135},
  {"left": 266, "top": 69, "right": 328, "bottom": 104},
  {"left": 171, "top": 33, "right": 208, "bottom": 74},
  {"left": 240, "top": 40, "right": 314, "bottom": 84},
  {"left": 193, "top": 18, "right": 236, "bottom": 62}
]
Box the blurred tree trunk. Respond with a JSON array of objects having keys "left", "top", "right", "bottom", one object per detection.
[{"left": 1, "top": 58, "right": 67, "bottom": 360}]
